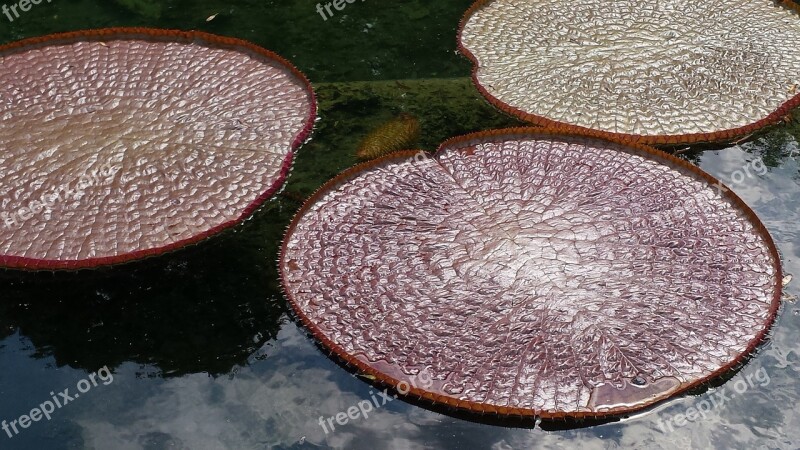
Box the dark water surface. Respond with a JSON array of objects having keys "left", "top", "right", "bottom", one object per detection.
[{"left": 0, "top": 1, "right": 798, "bottom": 449}]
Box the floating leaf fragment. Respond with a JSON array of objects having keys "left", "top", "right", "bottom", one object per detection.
[{"left": 356, "top": 113, "right": 420, "bottom": 160}]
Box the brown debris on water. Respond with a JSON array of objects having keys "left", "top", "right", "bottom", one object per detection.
[{"left": 356, "top": 113, "right": 420, "bottom": 160}]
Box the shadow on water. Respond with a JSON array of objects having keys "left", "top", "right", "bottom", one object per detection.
[{"left": 0, "top": 199, "right": 297, "bottom": 378}]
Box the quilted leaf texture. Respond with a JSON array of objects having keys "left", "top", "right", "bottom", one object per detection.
[
  {"left": 0, "top": 28, "right": 316, "bottom": 270},
  {"left": 458, "top": 0, "right": 800, "bottom": 144},
  {"left": 280, "top": 129, "right": 782, "bottom": 418}
]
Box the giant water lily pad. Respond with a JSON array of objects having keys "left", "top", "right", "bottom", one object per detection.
[
  {"left": 0, "top": 28, "right": 316, "bottom": 269},
  {"left": 281, "top": 129, "right": 782, "bottom": 418},
  {"left": 458, "top": 0, "right": 800, "bottom": 144}
]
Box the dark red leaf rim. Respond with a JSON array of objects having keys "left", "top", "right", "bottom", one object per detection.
[
  {"left": 0, "top": 28, "right": 317, "bottom": 271},
  {"left": 456, "top": 0, "right": 800, "bottom": 145},
  {"left": 280, "top": 127, "right": 783, "bottom": 419}
]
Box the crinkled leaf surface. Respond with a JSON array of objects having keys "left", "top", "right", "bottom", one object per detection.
[
  {"left": 0, "top": 29, "right": 315, "bottom": 269},
  {"left": 281, "top": 130, "right": 781, "bottom": 417},
  {"left": 458, "top": 0, "right": 800, "bottom": 143}
]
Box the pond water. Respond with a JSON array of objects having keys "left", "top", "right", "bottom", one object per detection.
[{"left": 0, "top": 1, "right": 798, "bottom": 449}]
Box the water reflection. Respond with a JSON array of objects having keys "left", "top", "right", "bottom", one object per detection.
[
  {"left": 1, "top": 0, "right": 799, "bottom": 444},
  {"left": 0, "top": 201, "right": 294, "bottom": 378}
]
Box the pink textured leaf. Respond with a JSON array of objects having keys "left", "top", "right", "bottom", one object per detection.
[
  {"left": 458, "top": 0, "right": 800, "bottom": 144},
  {"left": 280, "top": 129, "right": 782, "bottom": 418},
  {"left": 0, "top": 29, "right": 316, "bottom": 270}
]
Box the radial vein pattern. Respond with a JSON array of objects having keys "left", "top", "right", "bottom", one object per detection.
[
  {"left": 281, "top": 130, "right": 781, "bottom": 417},
  {"left": 0, "top": 29, "right": 316, "bottom": 269},
  {"left": 458, "top": 0, "right": 800, "bottom": 143}
]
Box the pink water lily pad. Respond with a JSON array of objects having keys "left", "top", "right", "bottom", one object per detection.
[
  {"left": 458, "top": 0, "right": 800, "bottom": 144},
  {"left": 0, "top": 28, "right": 316, "bottom": 269},
  {"left": 280, "top": 129, "right": 782, "bottom": 418}
]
